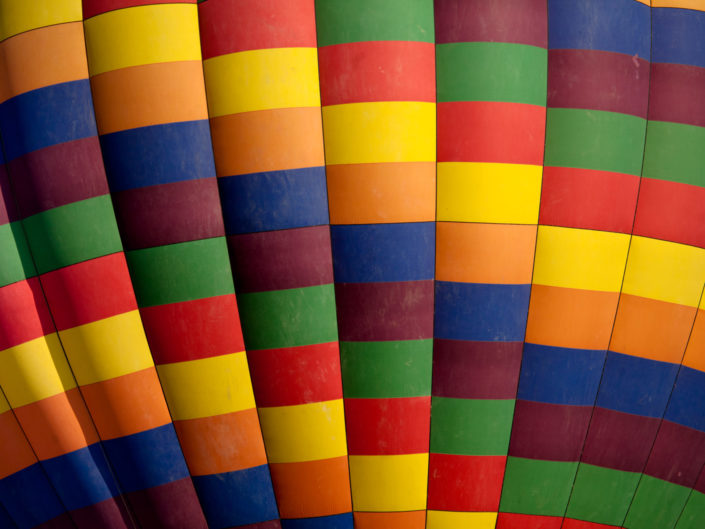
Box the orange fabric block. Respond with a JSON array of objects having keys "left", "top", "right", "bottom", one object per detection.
[
  {"left": 353, "top": 511, "right": 426, "bottom": 529},
  {"left": 683, "top": 309, "right": 705, "bottom": 372},
  {"left": 0, "top": 411, "right": 37, "bottom": 478},
  {"left": 80, "top": 367, "right": 172, "bottom": 440}
]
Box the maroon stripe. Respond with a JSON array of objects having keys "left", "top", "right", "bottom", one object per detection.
[
  {"left": 432, "top": 339, "right": 522, "bottom": 399},
  {"left": 548, "top": 49, "right": 649, "bottom": 118},
  {"left": 644, "top": 420, "right": 705, "bottom": 488},
  {"left": 112, "top": 178, "right": 225, "bottom": 250},
  {"left": 335, "top": 280, "right": 434, "bottom": 341},
  {"left": 649, "top": 62, "right": 705, "bottom": 127},
  {"left": 232, "top": 521, "right": 282, "bottom": 529},
  {"left": 0, "top": 164, "right": 17, "bottom": 224},
  {"left": 228, "top": 226, "right": 334, "bottom": 293},
  {"left": 435, "top": 0, "right": 547, "bottom": 47},
  {"left": 126, "top": 477, "right": 207, "bottom": 529},
  {"left": 581, "top": 407, "right": 660, "bottom": 472},
  {"left": 7, "top": 136, "right": 109, "bottom": 218},
  {"left": 508, "top": 400, "right": 592, "bottom": 462},
  {"left": 70, "top": 496, "right": 133, "bottom": 529},
  {"left": 34, "top": 514, "right": 76, "bottom": 529},
  {"left": 696, "top": 468, "right": 705, "bottom": 495}
]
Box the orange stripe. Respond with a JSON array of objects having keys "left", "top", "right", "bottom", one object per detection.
[
  {"left": 13, "top": 388, "right": 99, "bottom": 460},
  {"left": 269, "top": 456, "right": 352, "bottom": 518},
  {"left": 611, "top": 293, "right": 695, "bottom": 364},
  {"left": 80, "top": 367, "right": 171, "bottom": 440},
  {"left": 683, "top": 309, "right": 705, "bottom": 372},
  {"left": 436, "top": 222, "right": 536, "bottom": 284},
  {"left": 525, "top": 285, "right": 618, "bottom": 350},
  {"left": 327, "top": 162, "right": 435, "bottom": 224},
  {"left": 90, "top": 60, "right": 208, "bottom": 134},
  {"left": 353, "top": 511, "right": 426, "bottom": 529},
  {"left": 173, "top": 408, "right": 267, "bottom": 475},
  {"left": 210, "top": 107, "right": 324, "bottom": 176},
  {"left": 0, "top": 411, "right": 37, "bottom": 479},
  {"left": 0, "top": 22, "right": 88, "bottom": 103}
]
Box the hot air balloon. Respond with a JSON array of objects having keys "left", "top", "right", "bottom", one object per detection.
[{"left": 0, "top": 0, "right": 704, "bottom": 528}]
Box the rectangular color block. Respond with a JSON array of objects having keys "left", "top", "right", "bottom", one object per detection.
[
  {"left": 427, "top": 511, "right": 497, "bottom": 529},
  {"left": 353, "top": 511, "right": 425, "bottom": 529},
  {"left": 643, "top": 120, "right": 705, "bottom": 188},
  {"left": 0, "top": 222, "right": 35, "bottom": 287},
  {"left": 428, "top": 454, "right": 505, "bottom": 512},
  {"left": 0, "top": 278, "right": 54, "bottom": 350},
  {"left": 624, "top": 475, "right": 690, "bottom": 529},
  {"left": 0, "top": 0, "right": 81, "bottom": 41}
]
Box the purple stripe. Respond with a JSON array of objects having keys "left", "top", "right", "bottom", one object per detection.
[
  {"left": 696, "top": 468, "right": 705, "bottom": 495},
  {"left": 548, "top": 49, "right": 649, "bottom": 118},
  {"left": 0, "top": 164, "right": 16, "bottom": 224},
  {"left": 35, "top": 516, "right": 75, "bottom": 529},
  {"left": 581, "top": 407, "right": 660, "bottom": 472},
  {"left": 435, "top": 0, "right": 547, "bottom": 47},
  {"left": 7, "top": 136, "right": 109, "bottom": 218},
  {"left": 234, "top": 522, "right": 283, "bottom": 529},
  {"left": 335, "top": 280, "right": 434, "bottom": 341},
  {"left": 229, "top": 226, "right": 334, "bottom": 293},
  {"left": 508, "top": 400, "right": 592, "bottom": 461},
  {"left": 432, "top": 339, "right": 522, "bottom": 399},
  {"left": 644, "top": 420, "right": 705, "bottom": 488},
  {"left": 126, "top": 477, "right": 207, "bottom": 529},
  {"left": 649, "top": 62, "right": 705, "bottom": 127},
  {"left": 112, "top": 178, "right": 225, "bottom": 250},
  {"left": 70, "top": 496, "right": 133, "bottom": 529}
]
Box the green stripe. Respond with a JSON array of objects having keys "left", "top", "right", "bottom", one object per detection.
[
  {"left": 643, "top": 120, "right": 705, "bottom": 188},
  {"left": 238, "top": 284, "right": 338, "bottom": 350},
  {"left": 22, "top": 195, "right": 122, "bottom": 274},
  {"left": 624, "top": 475, "right": 690, "bottom": 529},
  {"left": 315, "top": 0, "right": 434, "bottom": 46},
  {"left": 437, "top": 42, "right": 547, "bottom": 105},
  {"left": 545, "top": 108, "right": 646, "bottom": 175},
  {"left": 126, "top": 237, "right": 234, "bottom": 307},
  {"left": 0, "top": 222, "right": 36, "bottom": 287},
  {"left": 677, "top": 491, "right": 705, "bottom": 529},
  {"left": 500, "top": 457, "right": 577, "bottom": 516},
  {"left": 340, "top": 339, "right": 432, "bottom": 398},
  {"left": 566, "top": 464, "right": 640, "bottom": 526},
  {"left": 430, "top": 397, "right": 514, "bottom": 455}
]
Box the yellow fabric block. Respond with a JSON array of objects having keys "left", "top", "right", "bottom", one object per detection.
[
  {"left": 0, "top": 0, "right": 81, "bottom": 41},
  {"left": 426, "top": 511, "right": 498, "bottom": 529},
  {"left": 157, "top": 351, "right": 255, "bottom": 420},
  {"left": 322, "top": 102, "right": 435, "bottom": 165},
  {"left": 0, "top": 334, "right": 75, "bottom": 407},
  {"left": 533, "top": 226, "right": 630, "bottom": 292},
  {"left": 59, "top": 310, "right": 154, "bottom": 385},
  {"left": 349, "top": 453, "right": 428, "bottom": 512},
  {"left": 651, "top": 1, "right": 704, "bottom": 10},
  {"left": 84, "top": 3, "right": 201, "bottom": 76},
  {"left": 204, "top": 47, "right": 320, "bottom": 117},
  {"left": 0, "top": 391, "right": 9, "bottom": 414},
  {"left": 437, "top": 162, "right": 542, "bottom": 224},
  {"left": 622, "top": 236, "right": 705, "bottom": 307}
]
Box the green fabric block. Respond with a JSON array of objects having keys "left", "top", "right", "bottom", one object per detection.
[
  {"left": 624, "top": 475, "right": 690, "bottom": 529},
  {"left": 676, "top": 490, "right": 705, "bottom": 529},
  {"left": 643, "top": 120, "right": 705, "bottom": 188},
  {"left": 0, "top": 221, "right": 36, "bottom": 287}
]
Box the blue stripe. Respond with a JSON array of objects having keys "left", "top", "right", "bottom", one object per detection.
[
  {"left": 596, "top": 351, "right": 679, "bottom": 417},
  {"left": 665, "top": 366, "right": 705, "bottom": 432},
  {"left": 281, "top": 513, "right": 354, "bottom": 529},
  {"left": 0, "top": 464, "right": 66, "bottom": 529},
  {"left": 0, "top": 80, "right": 97, "bottom": 161},
  {"left": 219, "top": 167, "right": 329, "bottom": 234},
  {"left": 548, "top": 0, "right": 650, "bottom": 58},
  {"left": 42, "top": 443, "right": 119, "bottom": 510},
  {"left": 653, "top": 8, "right": 705, "bottom": 68},
  {"left": 434, "top": 281, "right": 531, "bottom": 342},
  {"left": 517, "top": 343, "right": 605, "bottom": 406},
  {"left": 102, "top": 423, "right": 190, "bottom": 492},
  {"left": 192, "top": 465, "right": 278, "bottom": 529},
  {"left": 331, "top": 222, "right": 435, "bottom": 282},
  {"left": 0, "top": 504, "right": 17, "bottom": 529},
  {"left": 100, "top": 120, "right": 215, "bottom": 191}
]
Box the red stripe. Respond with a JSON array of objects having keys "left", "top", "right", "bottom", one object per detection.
[
  {"left": 427, "top": 453, "right": 505, "bottom": 512},
  {"left": 539, "top": 166, "right": 639, "bottom": 233},
  {"left": 344, "top": 396, "right": 430, "bottom": 455},
  {"left": 634, "top": 178, "right": 705, "bottom": 249},
  {"left": 496, "top": 513, "right": 563, "bottom": 529},
  {"left": 437, "top": 101, "right": 546, "bottom": 164},
  {"left": 247, "top": 342, "right": 343, "bottom": 407},
  {"left": 563, "top": 520, "right": 620, "bottom": 529},
  {"left": 40, "top": 253, "right": 137, "bottom": 330},
  {"left": 0, "top": 278, "right": 54, "bottom": 350},
  {"left": 139, "top": 294, "right": 245, "bottom": 365},
  {"left": 198, "top": 0, "right": 317, "bottom": 59},
  {"left": 318, "top": 41, "right": 435, "bottom": 106},
  {"left": 82, "top": 0, "right": 195, "bottom": 19}
]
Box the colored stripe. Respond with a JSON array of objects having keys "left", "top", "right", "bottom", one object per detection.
[
  {"left": 83, "top": 0, "right": 195, "bottom": 19},
  {"left": 428, "top": 454, "right": 505, "bottom": 512},
  {"left": 652, "top": 8, "right": 705, "bottom": 68},
  {"left": 0, "top": 0, "right": 81, "bottom": 41},
  {"left": 643, "top": 120, "right": 705, "bottom": 188},
  {"left": 649, "top": 62, "right": 705, "bottom": 127}
]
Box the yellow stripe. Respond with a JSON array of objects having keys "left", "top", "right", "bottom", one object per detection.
[
  {"left": 0, "top": 0, "right": 81, "bottom": 41},
  {"left": 0, "top": 334, "right": 76, "bottom": 407},
  {"left": 652, "top": 1, "right": 705, "bottom": 9},
  {"left": 622, "top": 236, "right": 705, "bottom": 307},
  {"left": 84, "top": 4, "right": 201, "bottom": 76},
  {"left": 533, "top": 226, "right": 630, "bottom": 292},
  {"left": 427, "top": 511, "right": 498, "bottom": 529},
  {"left": 437, "top": 162, "right": 542, "bottom": 224},
  {"left": 157, "top": 351, "right": 255, "bottom": 420},
  {"left": 59, "top": 311, "right": 154, "bottom": 385},
  {"left": 258, "top": 399, "right": 347, "bottom": 463},
  {"left": 0, "top": 392, "right": 9, "bottom": 414},
  {"left": 348, "top": 453, "right": 428, "bottom": 511},
  {"left": 322, "top": 102, "right": 435, "bottom": 165},
  {"left": 204, "top": 47, "right": 320, "bottom": 117}
]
